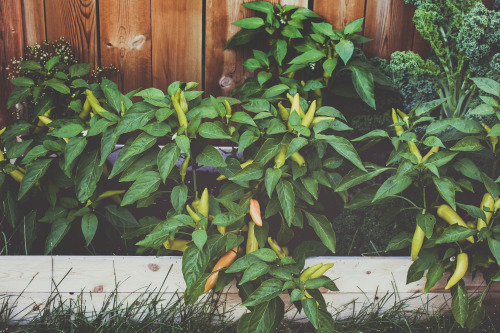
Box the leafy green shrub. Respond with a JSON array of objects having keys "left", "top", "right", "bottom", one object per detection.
[{"left": 225, "top": 2, "right": 393, "bottom": 110}]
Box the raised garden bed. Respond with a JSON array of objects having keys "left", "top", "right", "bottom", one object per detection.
[{"left": 2, "top": 256, "right": 499, "bottom": 322}]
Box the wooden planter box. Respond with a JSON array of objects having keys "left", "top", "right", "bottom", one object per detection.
[{"left": 2, "top": 256, "right": 498, "bottom": 322}]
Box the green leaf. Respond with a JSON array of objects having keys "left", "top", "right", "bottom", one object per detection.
[
  {"left": 414, "top": 98, "right": 447, "bottom": 116},
  {"left": 262, "top": 84, "right": 289, "bottom": 99},
  {"left": 336, "top": 167, "right": 390, "bottom": 192},
  {"left": 304, "top": 212, "right": 336, "bottom": 254},
  {"left": 481, "top": 172, "right": 500, "bottom": 198},
  {"left": 10, "top": 77, "right": 34, "bottom": 87},
  {"left": 62, "top": 137, "right": 87, "bottom": 175},
  {"left": 433, "top": 176, "right": 456, "bottom": 210},
  {"left": 274, "top": 39, "right": 287, "bottom": 65},
  {"left": 21, "top": 145, "right": 49, "bottom": 164},
  {"left": 240, "top": 261, "right": 270, "bottom": 285},
  {"left": 456, "top": 203, "right": 486, "bottom": 221},
  {"left": 466, "top": 296, "right": 486, "bottom": 330},
  {"left": 18, "top": 158, "right": 52, "bottom": 199},
  {"left": 422, "top": 136, "right": 445, "bottom": 148},
  {"left": 196, "top": 145, "right": 226, "bottom": 167},
  {"left": 385, "top": 232, "right": 412, "bottom": 251},
  {"left": 199, "top": 122, "right": 232, "bottom": 139},
  {"left": 157, "top": 143, "right": 181, "bottom": 182},
  {"left": 302, "top": 298, "right": 319, "bottom": 329},
  {"left": 453, "top": 158, "right": 482, "bottom": 182},
  {"left": 250, "top": 248, "right": 278, "bottom": 262},
  {"left": 229, "top": 163, "right": 264, "bottom": 182},
  {"left": 19, "top": 60, "right": 41, "bottom": 70},
  {"left": 75, "top": 149, "right": 103, "bottom": 203},
  {"left": 174, "top": 135, "right": 190, "bottom": 156},
  {"left": 104, "top": 205, "right": 139, "bottom": 228},
  {"left": 69, "top": 63, "right": 91, "bottom": 77},
  {"left": 317, "top": 134, "right": 365, "bottom": 171},
  {"left": 212, "top": 212, "right": 246, "bottom": 227},
  {"left": 344, "top": 18, "right": 364, "bottom": 34},
  {"left": 115, "top": 102, "right": 156, "bottom": 135},
  {"left": 242, "top": 278, "right": 283, "bottom": 307},
  {"left": 233, "top": 17, "right": 265, "bottom": 29},
  {"left": 232, "top": 112, "right": 257, "bottom": 126},
  {"left": 182, "top": 244, "right": 210, "bottom": 298},
  {"left": 45, "top": 218, "right": 71, "bottom": 254},
  {"left": 121, "top": 133, "right": 157, "bottom": 161},
  {"left": 7, "top": 87, "right": 31, "bottom": 108},
  {"left": 373, "top": 175, "right": 412, "bottom": 202},
  {"left": 426, "top": 119, "right": 455, "bottom": 135},
  {"left": 242, "top": 1, "right": 274, "bottom": 14},
  {"left": 81, "top": 213, "right": 98, "bottom": 246},
  {"left": 312, "top": 22, "right": 334, "bottom": 37},
  {"left": 424, "top": 262, "right": 444, "bottom": 293},
  {"left": 237, "top": 297, "right": 284, "bottom": 333},
  {"left": 225, "top": 28, "right": 259, "bottom": 49},
  {"left": 277, "top": 180, "right": 295, "bottom": 226},
  {"left": 171, "top": 184, "right": 188, "bottom": 214},
  {"left": 254, "top": 138, "right": 282, "bottom": 165},
  {"left": 192, "top": 229, "right": 208, "bottom": 251},
  {"left": 335, "top": 39, "right": 354, "bottom": 64},
  {"left": 352, "top": 129, "right": 390, "bottom": 142},
  {"left": 350, "top": 66, "right": 375, "bottom": 109},
  {"left": 44, "top": 78, "right": 70, "bottom": 94},
  {"left": 416, "top": 213, "right": 436, "bottom": 239},
  {"left": 471, "top": 77, "right": 499, "bottom": 97},
  {"left": 451, "top": 280, "right": 469, "bottom": 328},
  {"left": 451, "top": 119, "right": 482, "bottom": 134},
  {"left": 436, "top": 225, "right": 476, "bottom": 244},
  {"left": 488, "top": 237, "right": 500, "bottom": 265},
  {"left": 289, "top": 50, "right": 326, "bottom": 64},
  {"left": 121, "top": 171, "right": 161, "bottom": 206},
  {"left": 227, "top": 254, "right": 261, "bottom": 273},
  {"left": 265, "top": 168, "right": 282, "bottom": 198}
]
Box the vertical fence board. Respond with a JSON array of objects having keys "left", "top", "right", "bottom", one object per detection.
[
  {"left": 44, "top": 0, "right": 98, "bottom": 66},
  {"left": 99, "top": 0, "right": 151, "bottom": 93},
  {"left": 363, "top": 0, "right": 414, "bottom": 59},
  {"left": 151, "top": 0, "right": 202, "bottom": 92},
  {"left": 205, "top": 0, "right": 307, "bottom": 97},
  {"left": 313, "top": 0, "right": 365, "bottom": 30},
  {"left": 0, "top": 0, "right": 24, "bottom": 127},
  {"left": 21, "top": 0, "right": 46, "bottom": 46},
  {"left": 412, "top": 29, "right": 430, "bottom": 59}
]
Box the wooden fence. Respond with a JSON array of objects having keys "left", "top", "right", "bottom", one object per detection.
[{"left": 0, "top": 0, "right": 495, "bottom": 126}]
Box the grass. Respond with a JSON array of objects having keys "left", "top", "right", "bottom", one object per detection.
[{"left": 1, "top": 275, "right": 499, "bottom": 332}]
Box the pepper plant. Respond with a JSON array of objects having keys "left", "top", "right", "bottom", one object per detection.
[
  {"left": 225, "top": 1, "right": 392, "bottom": 109},
  {"left": 335, "top": 93, "right": 500, "bottom": 329}
]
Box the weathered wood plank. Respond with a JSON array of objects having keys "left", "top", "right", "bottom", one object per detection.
[
  {"left": 205, "top": 0, "right": 308, "bottom": 97},
  {"left": 363, "top": 0, "right": 415, "bottom": 59},
  {"left": 21, "top": 0, "right": 46, "bottom": 46},
  {"left": 44, "top": 0, "right": 98, "bottom": 66},
  {"left": 151, "top": 0, "right": 203, "bottom": 93},
  {"left": 0, "top": 0, "right": 24, "bottom": 127},
  {"left": 1, "top": 256, "right": 499, "bottom": 322},
  {"left": 313, "top": 0, "right": 365, "bottom": 30},
  {"left": 99, "top": 0, "right": 152, "bottom": 93}
]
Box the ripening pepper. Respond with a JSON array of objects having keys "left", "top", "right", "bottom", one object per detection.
[
  {"left": 301, "top": 100, "right": 317, "bottom": 128},
  {"left": 445, "top": 253, "right": 468, "bottom": 290},
  {"left": 274, "top": 145, "right": 287, "bottom": 169},
  {"left": 477, "top": 193, "right": 495, "bottom": 231},
  {"left": 163, "top": 238, "right": 190, "bottom": 252},
  {"left": 437, "top": 205, "right": 474, "bottom": 243},
  {"left": 199, "top": 188, "right": 209, "bottom": 218},
  {"left": 204, "top": 247, "right": 242, "bottom": 293},
  {"left": 482, "top": 123, "right": 498, "bottom": 153},
  {"left": 180, "top": 156, "right": 190, "bottom": 183},
  {"left": 249, "top": 198, "right": 262, "bottom": 227},
  {"left": 290, "top": 151, "right": 306, "bottom": 167},
  {"left": 246, "top": 222, "right": 259, "bottom": 254}
]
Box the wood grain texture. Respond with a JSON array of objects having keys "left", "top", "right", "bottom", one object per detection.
[
  {"left": 313, "top": 0, "right": 366, "bottom": 30},
  {"left": 44, "top": 0, "right": 97, "bottom": 66},
  {"left": 1, "top": 256, "right": 498, "bottom": 322},
  {"left": 0, "top": 0, "right": 24, "bottom": 127},
  {"left": 99, "top": 0, "right": 152, "bottom": 93},
  {"left": 151, "top": 0, "right": 203, "bottom": 93},
  {"left": 21, "top": 0, "right": 46, "bottom": 46},
  {"left": 205, "top": 0, "right": 307, "bottom": 97},
  {"left": 363, "top": 0, "right": 415, "bottom": 59}
]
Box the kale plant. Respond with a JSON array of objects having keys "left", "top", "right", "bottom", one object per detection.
[{"left": 386, "top": 0, "right": 500, "bottom": 118}]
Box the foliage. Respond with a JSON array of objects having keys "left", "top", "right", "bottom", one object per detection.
[
  {"left": 225, "top": 2, "right": 393, "bottom": 110},
  {"left": 337, "top": 93, "right": 500, "bottom": 328},
  {"left": 384, "top": 1, "right": 500, "bottom": 117}
]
